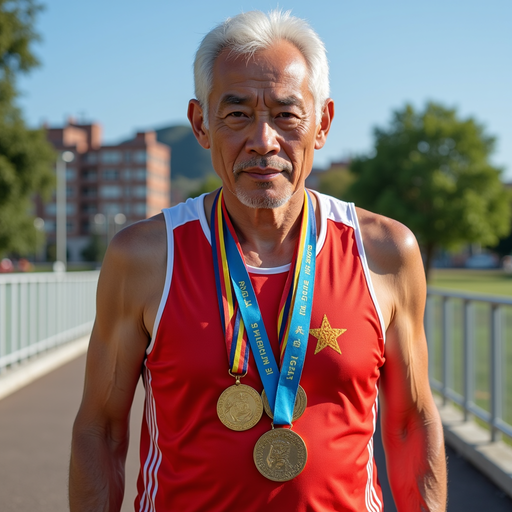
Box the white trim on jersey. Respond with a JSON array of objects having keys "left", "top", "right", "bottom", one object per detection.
[
  {"left": 138, "top": 364, "right": 163, "bottom": 512},
  {"left": 365, "top": 392, "right": 383, "bottom": 512},
  {"left": 148, "top": 209, "right": 173, "bottom": 355},
  {"left": 347, "top": 202, "right": 387, "bottom": 342},
  {"left": 148, "top": 194, "right": 210, "bottom": 355},
  {"left": 247, "top": 263, "right": 291, "bottom": 274}
]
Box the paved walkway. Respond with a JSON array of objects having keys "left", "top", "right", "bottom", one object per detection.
[{"left": 0, "top": 354, "right": 511, "bottom": 511}]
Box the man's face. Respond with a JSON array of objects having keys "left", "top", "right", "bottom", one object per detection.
[{"left": 201, "top": 40, "right": 325, "bottom": 209}]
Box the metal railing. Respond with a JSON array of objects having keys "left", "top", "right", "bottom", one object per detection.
[
  {"left": 426, "top": 288, "right": 512, "bottom": 442},
  {"left": 0, "top": 271, "right": 99, "bottom": 373}
]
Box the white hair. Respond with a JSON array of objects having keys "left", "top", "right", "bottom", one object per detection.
[{"left": 193, "top": 10, "right": 330, "bottom": 126}]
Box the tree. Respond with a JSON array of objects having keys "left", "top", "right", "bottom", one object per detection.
[
  {"left": 81, "top": 233, "right": 106, "bottom": 263},
  {"left": 317, "top": 166, "right": 355, "bottom": 202},
  {"left": 187, "top": 174, "right": 222, "bottom": 199},
  {"left": 348, "top": 102, "right": 511, "bottom": 279},
  {"left": 0, "top": 0, "right": 55, "bottom": 256}
]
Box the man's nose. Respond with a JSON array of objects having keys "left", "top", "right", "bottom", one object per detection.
[{"left": 245, "top": 119, "right": 280, "bottom": 155}]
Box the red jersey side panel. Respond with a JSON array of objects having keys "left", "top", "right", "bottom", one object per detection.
[{"left": 135, "top": 193, "right": 385, "bottom": 512}]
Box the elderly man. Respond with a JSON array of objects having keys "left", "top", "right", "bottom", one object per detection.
[{"left": 70, "top": 10, "right": 446, "bottom": 512}]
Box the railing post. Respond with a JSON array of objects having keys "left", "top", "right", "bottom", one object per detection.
[
  {"left": 11, "top": 283, "right": 18, "bottom": 366},
  {"left": 0, "top": 283, "right": 6, "bottom": 373},
  {"left": 442, "top": 297, "right": 451, "bottom": 406},
  {"left": 19, "top": 280, "right": 28, "bottom": 353},
  {"left": 425, "top": 294, "right": 433, "bottom": 381},
  {"left": 490, "top": 304, "right": 502, "bottom": 442},
  {"left": 463, "top": 300, "right": 474, "bottom": 421}
]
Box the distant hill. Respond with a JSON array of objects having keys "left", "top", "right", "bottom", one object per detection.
[{"left": 155, "top": 125, "right": 214, "bottom": 179}]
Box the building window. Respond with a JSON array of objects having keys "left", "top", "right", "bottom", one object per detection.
[
  {"left": 149, "top": 153, "right": 169, "bottom": 167},
  {"left": 82, "top": 186, "right": 97, "bottom": 198},
  {"left": 103, "top": 169, "right": 119, "bottom": 181},
  {"left": 45, "top": 203, "right": 56, "bottom": 215},
  {"left": 100, "top": 185, "right": 122, "bottom": 198},
  {"left": 45, "top": 221, "right": 56, "bottom": 232},
  {"left": 133, "top": 168, "right": 146, "bottom": 181},
  {"left": 133, "top": 150, "right": 147, "bottom": 163},
  {"left": 66, "top": 221, "right": 75, "bottom": 232},
  {"left": 124, "top": 151, "right": 131, "bottom": 163},
  {"left": 131, "top": 185, "right": 146, "bottom": 198},
  {"left": 81, "top": 203, "right": 97, "bottom": 214},
  {"left": 101, "top": 150, "right": 122, "bottom": 164},
  {"left": 82, "top": 169, "right": 97, "bottom": 181},
  {"left": 103, "top": 203, "right": 121, "bottom": 214},
  {"left": 133, "top": 203, "right": 146, "bottom": 216},
  {"left": 84, "top": 152, "right": 98, "bottom": 164},
  {"left": 122, "top": 168, "right": 131, "bottom": 180},
  {"left": 66, "top": 168, "right": 77, "bottom": 180},
  {"left": 46, "top": 203, "right": 76, "bottom": 215},
  {"left": 66, "top": 186, "right": 75, "bottom": 197}
]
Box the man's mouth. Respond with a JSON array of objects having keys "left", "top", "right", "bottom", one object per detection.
[{"left": 233, "top": 157, "right": 292, "bottom": 177}]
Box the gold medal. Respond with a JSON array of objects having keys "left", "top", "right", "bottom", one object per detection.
[
  {"left": 253, "top": 428, "right": 307, "bottom": 481},
  {"left": 217, "top": 383, "right": 263, "bottom": 431},
  {"left": 261, "top": 385, "right": 307, "bottom": 422}
]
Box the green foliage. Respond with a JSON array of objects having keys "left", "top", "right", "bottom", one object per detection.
[
  {"left": 0, "top": 0, "right": 55, "bottom": 256},
  {"left": 81, "top": 233, "right": 106, "bottom": 263},
  {"left": 187, "top": 174, "right": 222, "bottom": 199},
  {"left": 317, "top": 168, "right": 355, "bottom": 201},
  {"left": 0, "top": 0, "right": 41, "bottom": 105},
  {"left": 348, "top": 102, "right": 511, "bottom": 276}
]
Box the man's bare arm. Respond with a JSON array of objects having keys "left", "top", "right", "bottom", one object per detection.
[
  {"left": 361, "top": 212, "right": 447, "bottom": 511},
  {"left": 69, "top": 217, "right": 165, "bottom": 511}
]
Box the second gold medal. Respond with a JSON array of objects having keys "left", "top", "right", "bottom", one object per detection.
[{"left": 217, "top": 375, "right": 263, "bottom": 431}]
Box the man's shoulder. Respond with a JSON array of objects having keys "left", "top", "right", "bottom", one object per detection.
[
  {"left": 106, "top": 213, "right": 167, "bottom": 274},
  {"left": 355, "top": 206, "right": 423, "bottom": 278}
]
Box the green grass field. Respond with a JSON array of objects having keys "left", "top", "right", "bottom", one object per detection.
[
  {"left": 426, "top": 268, "right": 512, "bottom": 443},
  {"left": 429, "top": 268, "right": 512, "bottom": 297}
]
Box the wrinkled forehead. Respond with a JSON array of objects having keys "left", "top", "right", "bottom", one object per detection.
[{"left": 211, "top": 40, "right": 309, "bottom": 91}]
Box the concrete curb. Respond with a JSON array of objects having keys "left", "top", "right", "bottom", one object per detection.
[
  {"left": 0, "top": 335, "right": 89, "bottom": 401},
  {"left": 436, "top": 397, "right": 512, "bottom": 499}
]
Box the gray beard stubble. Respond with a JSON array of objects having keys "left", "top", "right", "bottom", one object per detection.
[{"left": 232, "top": 157, "right": 294, "bottom": 209}]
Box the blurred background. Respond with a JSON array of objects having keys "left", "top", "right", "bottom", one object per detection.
[
  {"left": 1, "top": 0, "right": 511, "bottom": 273},
  {"left": 2, "top": 3, "right": 512, "bottom": 511}
]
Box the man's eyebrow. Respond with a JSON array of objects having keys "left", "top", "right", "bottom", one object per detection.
[
  {"left": 273, "top": 95, "right": 302, "bottom": 107},
  {"left": 219, "top": 94, "right": 251, "bottom": 106},
  {"left": 219, "top": 94, "right": 305, "bottom": 108}
]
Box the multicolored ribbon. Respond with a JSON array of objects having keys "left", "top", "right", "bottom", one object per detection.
[
  {"left": 211, "top": 189, "right": 316, "bottom": 426},
  {"left": 211, "top": 191, "right": 249, "bottom": 375}
]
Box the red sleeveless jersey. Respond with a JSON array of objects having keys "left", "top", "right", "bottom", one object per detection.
[{"left": 135, "top": 192, "right": 386, "bottom": 512}]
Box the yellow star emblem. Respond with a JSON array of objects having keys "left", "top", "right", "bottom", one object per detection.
[{"left": 309, "top": 314, "right": 346, "bottom": 355}]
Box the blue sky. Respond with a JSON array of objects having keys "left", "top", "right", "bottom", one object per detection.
[{"left": 18, "top": 0, "right": 512, "bottom": 179}]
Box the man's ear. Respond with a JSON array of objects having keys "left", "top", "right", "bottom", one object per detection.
[
  {"left": 187, "top": 99, "right": 210, "bottom": 149},
  {"left": 315, "top": 99, "right": 335, "bottom": 150}
]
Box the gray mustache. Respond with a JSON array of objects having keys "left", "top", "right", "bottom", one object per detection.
[{"left": 233, "top": 158, "right": 293, "bottom": 174}]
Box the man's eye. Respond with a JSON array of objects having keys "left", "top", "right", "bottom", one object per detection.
[
  {"left": 277, "top": 112, "right": 296, "bottom": 119},
  {"left": 228, "top": 111, "right": 245, "bottom": 118}
]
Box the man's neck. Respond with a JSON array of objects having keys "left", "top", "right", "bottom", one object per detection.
[{"left": 204, "top": 187, "right": 316, "bottom": 268}]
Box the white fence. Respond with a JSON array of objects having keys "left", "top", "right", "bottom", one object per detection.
[
  {"left": 0, "top": 271, "right": 99, "bottom": 373},
  {"left": 1, "top": 273, "right": 510, "bottom": 444},
  {"left": 426, "top": 289, "right": 512, "bottom": 442}
]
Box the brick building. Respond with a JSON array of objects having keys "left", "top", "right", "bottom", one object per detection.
[{"left": 38, "top": 119, "right": 171, "bottom": 261}]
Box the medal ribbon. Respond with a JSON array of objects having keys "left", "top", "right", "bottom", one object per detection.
[
  {"left": 211, "top": 189, "right": 316, "bottom": 426},
  {"left": 211, "top": 191, "right": 249, "bottom": 375}
]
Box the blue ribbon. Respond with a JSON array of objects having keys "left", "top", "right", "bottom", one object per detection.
[{"left": 223, "top": 192, "right": 316, "bottom": 426}]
